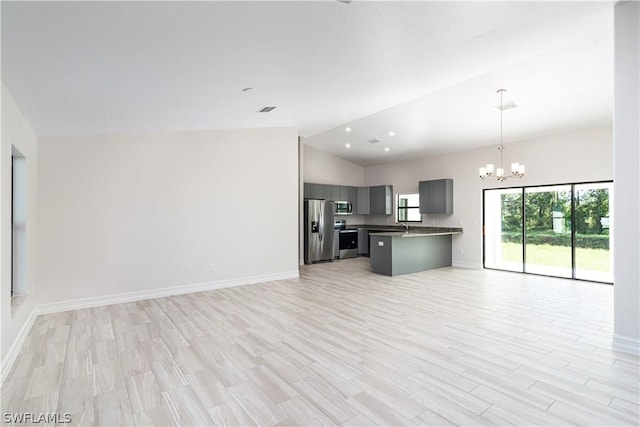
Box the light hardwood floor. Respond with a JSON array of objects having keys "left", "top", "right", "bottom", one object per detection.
[{"left": 1, "top": 258, "right": 638, "bottom": 426}]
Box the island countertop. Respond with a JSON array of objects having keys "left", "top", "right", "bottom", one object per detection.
[
  {"left": 347, "top": 224, "right": 463, "bottom": 234},
  {"left": 371, "top": 231, "right": 462, "bottom": 237}
]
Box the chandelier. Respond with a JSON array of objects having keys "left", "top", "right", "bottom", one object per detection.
[{"left": 479, "top": 89, "right": 525, "bottom": 181}]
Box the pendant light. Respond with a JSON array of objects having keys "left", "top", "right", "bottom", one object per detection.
[{"left": 479, "top": 89, "right": 525, "bottom": 181}]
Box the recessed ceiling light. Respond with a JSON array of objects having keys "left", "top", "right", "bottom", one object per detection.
[
  {"left": 388, "top": 131, "right": 395, "bottom": 137},
  {"left": 242, "top": 87, "right": 253, "bottom": 93},
  {"left": 384, "top": 147, "right": 390, "bottom": 152},
  {"left": 368, "top": 138, "right": 381, "bottom": 144},
  {"left": 345, "top": 127, "right": 352, "bottom": 132},
  {"left": 257, "top": 106, "right": 276, "bottom": 113},
  {"left": 345, "top": 143, "right": 351, "bottom": 148}
]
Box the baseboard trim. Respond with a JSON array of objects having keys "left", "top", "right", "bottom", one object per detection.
[
  {"left": 36, "top": 270, "right": 299, "bottom": 315},
  {"left": 1, "top": 308, "right": 37, "bottom": 384},
  {"left": 2, "top": 270, "right": 298, "bottom": 385},
  {"left": 452, "top": 260, "right": 482, "bottom": 269},
  {"left": 612, "top": 334, "right": 640, "bottom": 355}
]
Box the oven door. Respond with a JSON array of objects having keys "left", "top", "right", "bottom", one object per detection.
[{"left": 339, "top": 230, "right": 358, "bottom": 259}]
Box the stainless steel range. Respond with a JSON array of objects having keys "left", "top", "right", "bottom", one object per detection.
[{"left": 334, "top": 219, "right": 358, "bottom": 259}]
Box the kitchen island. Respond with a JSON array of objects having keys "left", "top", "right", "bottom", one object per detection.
[{"left": 369, "top": 231, "right": 461, "bottom": 276}]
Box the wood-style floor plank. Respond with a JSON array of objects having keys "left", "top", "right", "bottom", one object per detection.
[{"left": 1, "top": 257, "right": 638, "bottom": 426}]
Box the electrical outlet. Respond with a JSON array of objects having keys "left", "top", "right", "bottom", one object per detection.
[
  {"left": 378, "top": 241, "right": 384, "bottom": 246},
  {"left": 184, "top": 266, "right": 192, "bottom": 274},
  {"left": 209, "top": 263, "right": 216, "bottom": 272}
]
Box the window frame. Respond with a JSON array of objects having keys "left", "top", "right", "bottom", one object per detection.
[{"left": 396, "top": 193, "right": 422, "bottom": 223}]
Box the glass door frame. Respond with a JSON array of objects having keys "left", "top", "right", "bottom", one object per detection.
[{"left": 482, "top": 180, "right": 613, "bottom": 284}]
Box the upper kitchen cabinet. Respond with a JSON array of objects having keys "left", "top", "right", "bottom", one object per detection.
[
  {"left": 303, "top": 182, "right": 317, "bottom": 199},
  {"left": 304, "top": 183, "right": 357, "bottom": 203},
  {"left": 419, "top": 179, "right": 453, "bottom": 214},
  {"left": 356, "top": 187, "right": 370, "bottom": 214},
  {"left": 321, "top": 184, "right": 332, "bottom": 200},
  {"left": 330, "top": 185, "right": 341, "bottom": 201},
  {"left": 370, "top": 185, "right": 393, "bottom": 215},
  {"left": 304, "top": 182, "right": 331, "bottom": 199},
  {"left": 348, "top": 187, "right": 357, "bottom": 206},
  {"left": 331, "top": 185, "right": 353, "bottom": 202},
  {"left": 303, "top": 182, "right": 318, "bottom": 199}
]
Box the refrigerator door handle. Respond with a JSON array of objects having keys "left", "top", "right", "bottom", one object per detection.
[{"left": 319, "top": 206, "right": 323, "bottom": 242}]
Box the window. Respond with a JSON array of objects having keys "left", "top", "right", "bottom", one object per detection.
[
  {"left": 483, "top": 181, "right": 613, "bottom": 283},
  {"left": 11, "top": 146, "right": 27, "bottom": 298},
  {"left": 396, "top": 193, "right": 421, "bottom": 222}
]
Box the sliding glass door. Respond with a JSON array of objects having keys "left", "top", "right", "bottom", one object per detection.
[
  {"left": 574, "top": 182, "right": 613, "bottom": 282},
  {"left": 484, "top": 188, "right": 523, "bottom": 272},
  {"left": 483, "top": 181, "right": 613, "bottom": 283},
  {"left": 524, "top": 185, "right": 572, "bottom": 278}
]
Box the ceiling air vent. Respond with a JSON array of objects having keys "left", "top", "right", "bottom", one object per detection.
[
  {"left": 257, "top": 106, "right": 276, "bottom": 113},
  {"left": 369, "top": 138, "right": 381, "bottom": 144}
]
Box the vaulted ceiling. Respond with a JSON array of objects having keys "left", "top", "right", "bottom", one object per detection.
[{"left": 2, "top": 1, "right": 613, "bottom": 165}]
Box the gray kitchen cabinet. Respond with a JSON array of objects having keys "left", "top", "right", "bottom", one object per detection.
[
  {"left": 356, "top": 187, "right": 370, "bottom": 215},
  {"left": 370, "top": 185, "right": 393, "bottom": 215},
  {"left": 348, "top": 186, "right": 357, "bottom": 204},
  {"left": 333, "top": 230, "right": 340, "bottom": 259},
  {"left": 341, "top": 186, "right": 351, "bottom": 201},
  {"left": 419, "top": 179, "right": 453, "bottom": 214},
  {"left": 327, "top": 185, "right": 357, "bottom": 202},
  {"left": 331, "top": 185, "right": 342, "bottom": 201},
  {"left": 357, "top": 229, "right": 369, "bottom": 255},
  {"left": 305, "top": 183, "right": 324, "bottom": 199},
  {"left": 321, "top": 184, "right": 332, "bottom": 200},
  {"left": 332, "top": 185, "right": 351, "bottom": 202},
  {"left": 305, "top": 182, "right": 376, "bottom": 208},
  {"left": 304, "top": 182, "right": 335, "bottom": 200}
]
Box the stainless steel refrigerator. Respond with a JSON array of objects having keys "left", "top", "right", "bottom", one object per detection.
[{"left": 304, "top": 199, "right": 335, "bottom": 264}]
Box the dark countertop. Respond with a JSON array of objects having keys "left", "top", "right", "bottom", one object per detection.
[
  {"left": 345, "top": 224, "right": 463, "bottom": 234},
  {"left": 372, "top": 231, "right": 462, "bottom": 237}
]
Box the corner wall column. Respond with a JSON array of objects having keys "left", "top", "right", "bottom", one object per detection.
[{"left": 613, "top": 0, "right": 640, "bottom": 354}]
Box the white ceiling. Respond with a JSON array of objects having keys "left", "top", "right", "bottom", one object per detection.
[{"left": 2, "top": 1, "right": 614, "bottom": 166}]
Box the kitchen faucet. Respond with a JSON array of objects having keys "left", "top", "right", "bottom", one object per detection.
[{"left": 398, "top": 222, "right": 409, "bottom": 232}]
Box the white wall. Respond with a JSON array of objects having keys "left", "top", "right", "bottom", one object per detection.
[
  {"left": 303, "top": 144, "right": 365, "bottom": 187},
  {"left": 37, "top": 127, "right": 299, "bottom": 306},
  {"left": 1, "top": 84, "right": 38, "bottom": 378},
  {"left": 364, "top": 125, "right": 613, "bottom": 268},
  {"left": 613, "top": 0, "right": 639, "bottom": 350}
]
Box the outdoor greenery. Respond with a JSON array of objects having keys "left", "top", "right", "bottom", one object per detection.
[
  {"left": 501, "top": 231, "right": 610, "bottom": 250},
  {"left": 500, "top": 187, "right": 610, "bottom": 249},
  {"left": 501, "top": 242, "right": 610, "bottom": 272},
  {"left": 575, "top": 187, "right": 610, "bottom": 234}
]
